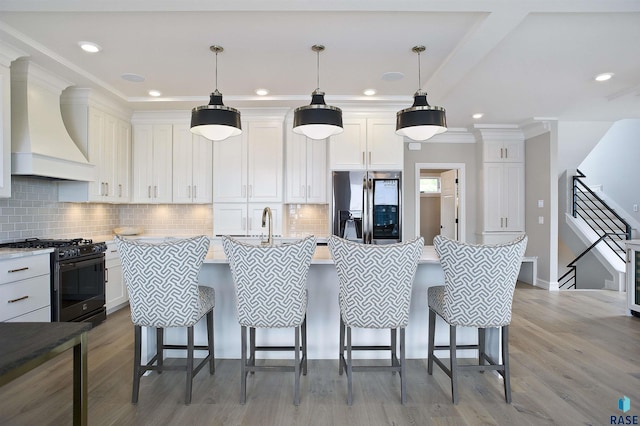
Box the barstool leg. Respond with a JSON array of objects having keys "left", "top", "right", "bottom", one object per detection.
[
  {"left": 346, "top": 326, "right": 353, "bottom": 405},
  {"left": 391, "top": 328, "right": 397, "bottom": 375},
  {"left": 302, "top": 317, "right": 308, "bottom": 375},
  {"left": 450, "top": 325, "right": 459, "bottom": 404},
  {"left": 250, "top": 327, "right": 256, "bottom": 374},
  {"left": 400, "top": 327, "right": 406, "bottom": 405},
  {"left": 339, "top": 316, "right": 345, "bottom": 375},
  {"left": 478, "top": 327, "right": 486, "bottom": 371},
  {"left": 294, "top": 325, "right": 301, "bottom": 406},
  {"left": 240, "top": 326, "right": 247, "bottom": 404},
  {"left": 502, "top": 325, "right": 512, "bottom": 403},
  {"left": 207, "top": 309, "right": 215, "bottom": 374},
  {"left": 427, "top": 309, "right": 436, "bottom": 375},
  {"left": 132, "top": 325, "right": 142, "bottom": 404},
  {"left": 156, "top": 327, "right": 163, "bottom": 374},
  {"left": 185, "top": 326, "right": 194, "bottom": 405}
]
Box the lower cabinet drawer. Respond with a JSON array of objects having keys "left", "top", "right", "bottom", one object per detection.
[
  {"left": 5, "top": 306, "right": 51, "bottom": 322},
  {"left": 0, "top": 275, "right": 51, "bottom": 322}
]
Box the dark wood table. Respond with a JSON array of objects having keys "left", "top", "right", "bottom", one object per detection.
[{"left": 0, "top": 322, "right": 91, "bottom": 426}]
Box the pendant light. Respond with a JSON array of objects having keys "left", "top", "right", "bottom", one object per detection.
[
  {"left": 190, "top": 45, "right": 242, "bottom": 141},
  {"left": 293, "top": 45, "right": 343, "bottom": 140},
  {"left": 396, "top": 46, "right": 447, "bottom": 141}
]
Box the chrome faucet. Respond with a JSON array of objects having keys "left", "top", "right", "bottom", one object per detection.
[{"left": 261, "top": 206, "right": 273, "bottom": 245}]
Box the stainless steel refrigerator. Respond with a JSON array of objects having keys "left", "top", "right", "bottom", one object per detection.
[{"left": 332, "top": 171, "right": 402, "bottom": 244}]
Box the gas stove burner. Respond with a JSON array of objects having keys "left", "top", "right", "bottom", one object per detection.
[{"left": 0, "top": 237, "right": 107, "bottom": 260}]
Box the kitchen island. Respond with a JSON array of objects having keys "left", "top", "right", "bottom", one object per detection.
[{"left": 140, "top": 242, "right": 500, "bottom": 362}]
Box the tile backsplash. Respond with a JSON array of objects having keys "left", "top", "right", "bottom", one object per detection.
[{"left": 0, "top": 177, "right": 329, "bottom": 243}]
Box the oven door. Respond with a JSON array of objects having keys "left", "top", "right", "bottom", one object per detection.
[{"left": 56, "top": 254, "right": 105, "bottom": 322}]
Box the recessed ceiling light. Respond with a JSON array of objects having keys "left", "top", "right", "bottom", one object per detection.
[
  {"left": 78, "top": 41, "right": 101, "bottom": 53},
  {"left": 121, "top": 73, "right": 145, "bottom": 82},
  {"left": 363, "top": 89, "right": 377, "bottom": 96},
  {"left": 255, "top": 88, "right": 269, "bottom": 96},
  {"left": 148, "top": 90, "right": 161, "bottom": 97},
  {"left": 381, "top": 72, "right": 404, "bottom": 81},
  {"left": 472, "top": 113, "right": 484, "bottom": 119},
  {"left": 595, "top": 72, "right": 614, "bottom": 82}
]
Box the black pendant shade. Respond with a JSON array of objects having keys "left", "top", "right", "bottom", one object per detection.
[
  {"left": 396, "top": 90, "right": 447, "bottom": 141},
  {"left": 293, "top": 90, "right": 343, "bottom": 140},
  {"left": 191, "top": 90, "right": 242, "bottom": 141}
]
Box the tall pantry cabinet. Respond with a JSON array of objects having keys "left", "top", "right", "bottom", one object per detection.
[
  {"left": 131, "top": 124, "right": 173, "bottom": 203},
  {"left": 476, "top": 127, "right": 525, "bottom": 244}
]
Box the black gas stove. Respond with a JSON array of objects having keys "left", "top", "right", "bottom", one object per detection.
[
  {"left": 0, "top": 237, "right": 107, "bottom": 325},
  {"left": 1, "top": 238, "right": 107, "bottom": 260}
]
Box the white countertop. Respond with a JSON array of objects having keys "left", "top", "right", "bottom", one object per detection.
[
  {"left": 203, "top": 244, "right": 439, "bottom": 265},
  {"left": 0, "top": 247, "right": 54, "bottom": 260}
]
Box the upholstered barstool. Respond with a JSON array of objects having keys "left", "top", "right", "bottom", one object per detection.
[
  {"left": 115, "top": 235, "right": 215, "bottom": 405},
  {"left": 222, "top": 235, "right": 316, "bottom": 405},
  {"left": 427, "top": 234, "right": 527, "bottom": 404},
  {"left": 328, "top": 235, "right": 423, "bottom": 405}
]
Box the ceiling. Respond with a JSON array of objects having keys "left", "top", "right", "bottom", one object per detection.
[{"left": 1, "top": 0, "right": 640, "bottom": 132}]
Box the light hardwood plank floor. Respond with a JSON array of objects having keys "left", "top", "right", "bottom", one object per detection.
[{"left": 1, "top": 283, "right": 639, "bottom": 425}]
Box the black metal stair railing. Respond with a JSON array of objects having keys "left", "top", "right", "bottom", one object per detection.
[{"left": 559, "top": 170, "right": 632, "bottom": 289}]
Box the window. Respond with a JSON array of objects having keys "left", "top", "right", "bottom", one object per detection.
[{"left": 420, "top": 177, "right": 441, "bottom": 194}]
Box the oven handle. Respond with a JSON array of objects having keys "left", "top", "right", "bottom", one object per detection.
[{"left": 59, "top": 255, "right": 105, "bottom": 271}]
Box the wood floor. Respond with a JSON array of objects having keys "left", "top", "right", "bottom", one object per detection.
[{"left": 1, "top": 283, "right": 639, "bottom": 425}]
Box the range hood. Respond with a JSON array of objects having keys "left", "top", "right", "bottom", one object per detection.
[{"left": 10, "top": 58, "right": 94, "bottom": 181}]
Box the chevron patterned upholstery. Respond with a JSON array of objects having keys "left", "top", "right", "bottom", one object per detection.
[
  {"left": 116, "top": 235, "right": 214, "bottom": 328},
  {"left": 222, "top": 236, "right": 316, "bottom": 328},
  {"left": 328, "top": 236, "right": 424, "bottom": 329},
  {"left": 429, "top": 234, "right": 527, "bottom": 327}
]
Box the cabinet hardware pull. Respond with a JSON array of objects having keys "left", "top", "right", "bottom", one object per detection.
[
  {"left": 154, "top": 186, "right": 158, "bottom": 198},
  {"left": 8, "top": 295, "right": 29, "bottom": 303},
  {"left": 8, "top": 267, "right": 29, "bottom": 273},
  {"left": 118, "top": 184, "right": 122, "bottom": 197},
  {"left": 110, "top": 249, "right": 117, "bottom": 253},
  {"left": 500, "top": 148, "right": 504, "bottom": 159},
  {"left": 500, "top": 217, "right": 504, "bottom": 228},
  {"left": 505, "top": 148, "right": 508, "bottom": 158},
  {"left": 105, "top": 182, "right": 109, "bottom": 196},
  {"left": 105, "top": 268, "right": 109, "bottom": 283},
  {"left": 194, "top": 186, "right": 197, "bottom": 199},
  {"left": 148, "top": 186, "right": 151, "bottom": 198},
  {"left": 505, "top": 217, "right": 508, "bottom": 227}
]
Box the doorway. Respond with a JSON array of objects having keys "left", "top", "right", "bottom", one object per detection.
[{"left": 414, "top": 163, "right": 465, "bottom": 245}]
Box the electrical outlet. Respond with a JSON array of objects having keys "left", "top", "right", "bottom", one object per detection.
[
  {"left": 634, "top": 204, "right": 639, "bottom": 212},
  {"left": 538, "top": 200, "right": 544, "bottom": 208},
  {"left": 538, "top": 216, "right": 544, "bottom": 224}
]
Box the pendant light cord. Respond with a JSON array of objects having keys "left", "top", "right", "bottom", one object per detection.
[
  {"left": 215, "top": 50, "right": 219, "bottom": 92},
  {"left": 417, "top": 49, "right": 422, "bottom": 90},
  {"left": 316, "top": 48, "right": 320, "bottom": 91}
]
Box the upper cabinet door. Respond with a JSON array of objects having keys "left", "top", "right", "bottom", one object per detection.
[
  {"left": 172, "top": 124, "right": 194, "bottom": 204},
  {"left": 150, "top": 124, "right": 173, "bottom": 203},
  {"left": 483, "top": 139, "right": 524, "bottom": 163},
  {"left": 0, "top": 62, "right": 10, "bottom": 198},
  {"left": 305, "top": 137, "right": 328, "bottom": 203},
  {"left": 131, "top": 124, "right": 154, "bottom": 203},
  {"left": 213, "top": 132, "right": 246, "bottom": 202},
  {"left": 329, "top": 119, "right": 367, "bottom": 170},
  {"left": 115, "top": 119, "right": 131, "bottom": 201},
  {"left": 366, "top": 118, "right": 403, "bottom": 170},
  {"left": 191, "top": 135, "right": 213, "bottom": 204},
  {"left": 285, "top": 130, "right": 307, "bottom": 203},
  {"left": 246, "top": 121, "right": 283, "bottom": 202}
]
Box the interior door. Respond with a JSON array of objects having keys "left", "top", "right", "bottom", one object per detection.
[{"left": 440, "top": 169, "right": 458, "bottom": 240}]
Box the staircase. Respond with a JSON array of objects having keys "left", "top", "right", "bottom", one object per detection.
[{"left": 559, "top": 170, "right": 631, "bottom": 290}]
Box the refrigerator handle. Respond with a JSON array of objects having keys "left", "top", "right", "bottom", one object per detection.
[{"left": 364, "top": 175, "right": 373, "bottom": 244}]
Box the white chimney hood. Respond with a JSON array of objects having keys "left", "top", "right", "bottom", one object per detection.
[{"left": 11, "top": 58, "right": 94, "bottom": 181}]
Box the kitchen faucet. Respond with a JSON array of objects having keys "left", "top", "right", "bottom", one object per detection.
[{"left": 261, "top": 206, "right": 273, "bottom": 245}]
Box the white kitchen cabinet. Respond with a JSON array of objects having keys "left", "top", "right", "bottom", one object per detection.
[
  {"left": 476, "top": 128, "right": 525, "bottom": 243},
  {"left": 0, "top": 58, "right": 11, "bottom": 198},
  {"left": 132, "top": 124, "right": 173, "bottom": 203},
  {"left": 0, "top": 253, "right": 51, "bottom": 322},
  {"left": 213, "top": 203, "right": 282, "bottom": 237},
  {"left": 329, "top": 118, "right": 403, "bottom": 170},
  {"left": 213, "top": 120, "right": 283, "bottom": 203},
  {"left": 482, "top": 139, "right": 524, "bottom": 163},
  {"left": 172, "top": 124, "right": 213, "bottom": 204},
  {"left": 105, "top": 242, "right": 128, "bottom": 313},
  {"left": 58, "top": 105, "right": 131, "bottom": 202},
  {"left": 483, "top": 163, "right": 525, "bottom": 232},
  {"left": 285, "top": 130, "right": 327, "bottom": 204}
]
